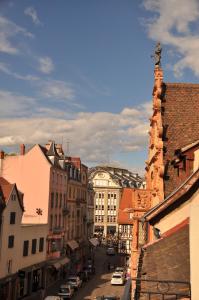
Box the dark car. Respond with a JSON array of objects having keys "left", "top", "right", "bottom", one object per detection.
[{"left": 77, "top": 270, "right": 90, "bottom": 282}]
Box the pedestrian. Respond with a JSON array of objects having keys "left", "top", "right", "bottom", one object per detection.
[
  {"left": 40, "top": 287, "right": 45, "bottom": 300},
  {"left": 107, "top": 262, "right": 110, "bottom": 271}
]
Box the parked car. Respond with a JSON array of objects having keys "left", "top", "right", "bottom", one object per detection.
[
  {"left": 44, "top": 297, "right": 62, "bottom": 300},
  {"left": 66, "top": 276, "right": 82, "bottom": 289},
  {"left": 106, "top": 247, "right": 115, "bottom": 255},
  {"left": 111, "top": 273, "right": 125, "bottom": 285},
  {"left": 58, "top": 284, "right": 74, "bottom": 299}
]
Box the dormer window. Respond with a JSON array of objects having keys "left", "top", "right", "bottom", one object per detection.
[{"left": 11, "top": 194, "right": 16, "bottom": 201}]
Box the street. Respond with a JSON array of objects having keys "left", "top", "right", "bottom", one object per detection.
[{"left": 46, "top": 246, "right": 126, "bottom": 300}]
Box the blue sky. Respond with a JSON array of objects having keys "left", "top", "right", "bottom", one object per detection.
[{"left": 1, "top": 0, "right": 199, "bottom": 174}]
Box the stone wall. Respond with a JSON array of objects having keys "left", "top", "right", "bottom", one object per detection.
[{"left": 135, "top": 224, "right": 190, "bottom": 298}]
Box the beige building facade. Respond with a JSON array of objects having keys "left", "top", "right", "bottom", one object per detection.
[
  {"left": 0, "top": 177, "right": 48, "bottom": 300},
  {"left": 89, "top": 166, "right": 145, "bottom": 237}
]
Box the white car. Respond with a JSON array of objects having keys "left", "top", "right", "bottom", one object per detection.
[{"left": 111, "top": 273, "right": 125, "bottom": 285}]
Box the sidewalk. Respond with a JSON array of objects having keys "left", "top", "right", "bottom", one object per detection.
[{"left": 23, "top": 278, "right": 66, "bottom": 300}]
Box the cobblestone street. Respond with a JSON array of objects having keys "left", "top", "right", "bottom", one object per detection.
[{"left": 45, "top": 246, "right": 126, "bottom": 300}]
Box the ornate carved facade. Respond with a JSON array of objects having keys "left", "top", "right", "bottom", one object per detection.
[{"left": 145, "top": 66, "right": 164, "bottom": 206}]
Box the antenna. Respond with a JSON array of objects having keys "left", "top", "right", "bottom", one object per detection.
[{"left": 66, "top": 139, "right": 70, "bottom": 156}]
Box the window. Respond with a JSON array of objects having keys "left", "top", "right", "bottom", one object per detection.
[
  {"left": 55, "top": 193, "right": 58, "bottom": 207},
  {"left": 10, "top": 212, "right": 16, "bottom": 224},
  {"left": 99, "top": 193, "right": 101, "bottom": 198},
  {"left": 55, "top": 214, "right": 57, "bottom": 227},
  {"left": 102, "top": 205, "right": 104, "bottom": 210},
  {"left": 50, "top": 215, "right": 53, "bottom": 230},
  {"left": 51, "top": 192, "right": 54, "bottom": 208},
  {"left": 114, "top": 194, "right": 116, "bottom": 199},
  {"left": 60, "top": 194, "right": 62, "bottom": 208},
  {"left": 69, "top": 187, "right": 71, "bottom": 198},
  {"left": 108, "top": 193, "right": 110, "bottom": 199},
  {"left": 7, "top": 259, "right": 12, "bottom": 274},
  {"left": 8, "top": 235, "right": 14, "bottom": 248},
  {"left": 32, "top": 239, "right": 37, "bottom": 254},
  {"left": 23, "top": 240, "right": 29, "bottom": 256},
  {"left": 64, "top": 194, "right": 66, "bottom": 207},
  {"left": 11, "top": 194, "right": 16, "bottom": 201},
  {"left": 39, "top": 238, "right": 44, "bottom": 252}
]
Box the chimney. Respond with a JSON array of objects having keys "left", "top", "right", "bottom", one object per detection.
[
  {"left": 0, "top": 151, "right": 4, "bottom": 159},
  {"left": 20, "top": 144, "right": 25, "bottom": 155}
]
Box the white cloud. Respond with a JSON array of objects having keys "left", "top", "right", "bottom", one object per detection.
[
  {"left": 0, "top": 90, "right": 36, "bottom": 118},
  {"left": 143, "top": 0, "right": 199, "bottom": 77},
  {"left": 24, "top": 7, "right": 42, "bottom": 26},
  {"left": 0, "top": 99, "right": 151, "bottom": 163},
  {"left": 0, "top": 16, "right": 33, "bottom": 54},
  {"left": 0, "top": 64, "right": 76, "bottom": 105},
  {"left": 0, "top": 62, "right": 39, "bottom": 81},
  {"left": 38, "top": 56, "right": 54, "bottom": 74},
  {"left": 40, "top": 79, "right": 75, "bottom": 100}
]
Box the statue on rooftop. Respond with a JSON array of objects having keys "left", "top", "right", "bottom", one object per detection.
[{"left": 152, "top": 42, "right": 162, "bottom": 67}]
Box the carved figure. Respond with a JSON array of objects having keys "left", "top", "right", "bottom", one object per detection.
[{"left": 154, "top": 42, "right": 162, "bottom": 66}]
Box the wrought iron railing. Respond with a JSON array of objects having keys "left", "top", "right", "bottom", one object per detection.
[{"left": 132, "top": 278, "right": 191, "bottom": 299}]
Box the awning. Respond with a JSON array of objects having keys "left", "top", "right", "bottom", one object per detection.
[
  {"left": 89, "top": 238, "right": 99, "bottom": 247},
  {"left": 59, "top": 256, "right": 70, "bottom": 266},
  {"left": 67, "top": 240, "right": 79, "bottom": 250}
]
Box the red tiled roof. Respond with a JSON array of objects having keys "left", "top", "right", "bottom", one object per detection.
[
  {"left": 0, "top": 177, "right": 14, "bottom": 203},
  {"left": 118, "top": 188, "right": 134, "bottom": 224},
  {"left": 0, "top": 177, "right": 24, "bottom": 210}
]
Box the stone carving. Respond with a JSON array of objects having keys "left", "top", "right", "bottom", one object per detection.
[
  {"left": 136, "top": 190, "right": 150, "bottom": 209},
  {"left": 154, "top": 42, "right": 162, "bottom": 66},
  {"left": 145, "top": 66, "right": 164, "bottom": 203}
]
